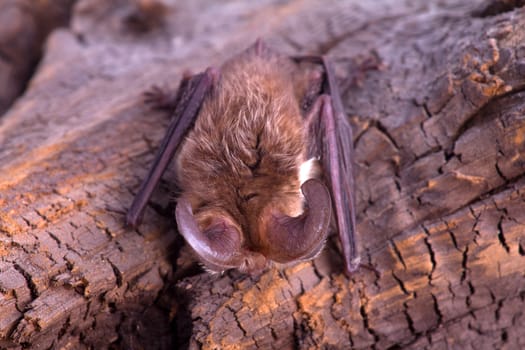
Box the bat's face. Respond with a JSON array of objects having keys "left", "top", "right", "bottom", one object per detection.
[{"left": 175, "top": 176, "right": 331, "bottom": 275}]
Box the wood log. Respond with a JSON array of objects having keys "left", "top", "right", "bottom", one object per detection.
[
  {"left": 0, "top": 0, "right": 76, "bottom": 115},
  {"left": 1, "top": 0, "right": 524, "bottom": 349}
]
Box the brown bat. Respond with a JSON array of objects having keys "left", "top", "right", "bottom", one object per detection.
[{"left": 127, "top": 40, "right": 360, "bottom": 275}]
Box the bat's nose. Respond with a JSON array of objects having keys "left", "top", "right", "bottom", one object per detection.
[{"left": 242, "top": 251, "right": 268, "bottom": 276}]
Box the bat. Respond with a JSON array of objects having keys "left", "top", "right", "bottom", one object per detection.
[{"left": 126, "top": 39, "right": 360, "bottom": 275}]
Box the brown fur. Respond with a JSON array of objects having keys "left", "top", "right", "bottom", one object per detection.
[{"left": 175, "top": 50, "right": 309, "bottom": 254}]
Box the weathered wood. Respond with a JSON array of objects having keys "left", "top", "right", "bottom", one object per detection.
[
  {"left": 0, "top": 0, "right": 76, "bottom": 116},
  {"left": 175, "top": 1, "right": 525, "bottom": 349},
  {"left": 0, "top": 0, "right": 524, "bottom": 349}
]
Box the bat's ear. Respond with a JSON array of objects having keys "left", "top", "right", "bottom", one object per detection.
[
  {"left": 261, "top": 179, "right": 332, "bottom": 264},
  {"left": 175, "top": 198, "right": 267, "bottom": 274}
]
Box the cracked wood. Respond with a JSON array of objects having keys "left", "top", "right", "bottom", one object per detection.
[{"left": 0, "top": 0, "right": 525, "bottom": 349}]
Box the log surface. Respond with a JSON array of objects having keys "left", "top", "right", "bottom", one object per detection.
[
  {"left": 0, "top": 0, "right": 75, "bottom": 115},
  {"left": 0, "top": 0, "right": 524, "bottom": 349}
]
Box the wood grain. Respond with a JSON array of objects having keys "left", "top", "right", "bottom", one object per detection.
[{"left": 0, "top": 0, "right": 524, "bottom": 349}]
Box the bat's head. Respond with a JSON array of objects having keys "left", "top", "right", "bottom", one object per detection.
[{"left": 175, "top": 179, "right": 331, "bottom": 275}]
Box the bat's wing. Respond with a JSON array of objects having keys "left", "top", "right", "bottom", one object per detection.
[
  {"left": 126, "top": 67, "right": 218, "bottom": 227},
  {"left": 298, "top": 56, "right": 359, "bottom": 274}
]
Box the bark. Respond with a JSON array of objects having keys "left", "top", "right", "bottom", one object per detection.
[{"left": 1, "top": 0, "right": 524, "bottom": 349}]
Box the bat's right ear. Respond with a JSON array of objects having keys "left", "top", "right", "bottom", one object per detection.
[{"left": 175, "top": 198, "right": 267, "bottom": 274}]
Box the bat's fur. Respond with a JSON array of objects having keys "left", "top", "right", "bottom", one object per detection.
[{"left": 176, "top": 49, "right": 316, "bottom": 260}]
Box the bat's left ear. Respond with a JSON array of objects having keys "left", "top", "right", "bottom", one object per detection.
[
  {"left": 260, "top": 179, "right": 332, "bottom": 264},
  {"left": 175, "top": 198, "right": 267, "bottom": 274}
]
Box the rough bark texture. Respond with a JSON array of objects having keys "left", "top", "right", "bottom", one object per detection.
[{"left": 1, "top": 0, "right": 524, "bottom": 349}]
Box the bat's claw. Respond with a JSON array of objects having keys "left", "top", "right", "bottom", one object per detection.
[
  {"left": 343, "top": 51, "right": 383, "bottom": 88},
  {"left": 143, "top": 84, "right": 177, "bottom": 110},
  {"left": 345, "top": 259, "right": 380, "bottom": 278}
]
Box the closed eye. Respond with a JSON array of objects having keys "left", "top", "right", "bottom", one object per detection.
[{"left": 242, "top": 193, "right": 259, "bottom": 201}]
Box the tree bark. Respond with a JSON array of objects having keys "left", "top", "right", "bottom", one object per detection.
[{"left": 1, "top": 0, "right": 524, "bottom": 349}]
